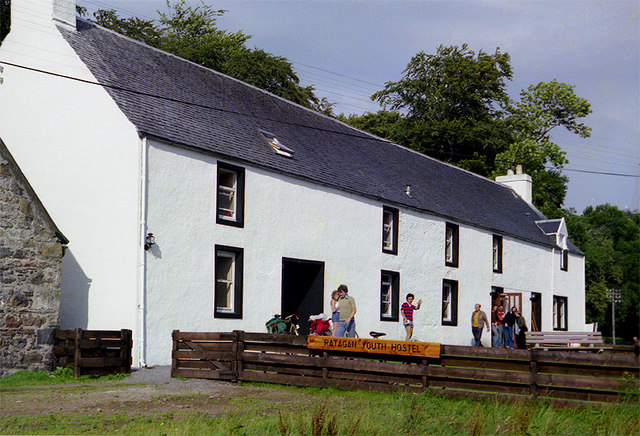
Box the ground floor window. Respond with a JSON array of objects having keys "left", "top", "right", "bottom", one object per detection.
[
  {"left": 214, "top": 245, "right": 243, "bottom": 318},
  {"left": 553, "top": 295, "right": 567, "bottom": 331},
  {"left": 442, "top": 279, "right": 458, "bottom": 326}
]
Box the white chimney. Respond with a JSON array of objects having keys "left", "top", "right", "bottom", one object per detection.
[
  {"left": 496, "top": 166, "right": 533, "bottom": 204},
  {"left": 11, "top": 0, "right": 76, "bottom": 31}
]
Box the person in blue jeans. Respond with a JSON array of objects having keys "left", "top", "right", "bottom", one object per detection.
[
  {"left": 335, "top": 284, "right": 357, "bottom": 337},
  {"left": 502, "top": 306, "right": 517, "bottom": 348}
]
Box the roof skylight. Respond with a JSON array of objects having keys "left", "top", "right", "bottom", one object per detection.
[{"left": 258, "top": 129, "right": 294, "bottom": 158}]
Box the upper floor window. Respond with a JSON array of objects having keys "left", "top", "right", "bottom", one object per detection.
[
  {"left": 560, "top": 249, "right": 568, "bottom": 271},
  {"left": 441, "top": 279, "right": 458, "bottom": 326},
  {"left": 216, "top": 162, "right": 245, "bottom": 227},
  {"left": 380, "top": 270, "right": 399, "bottom": 321},
  {"left": 492, "top": 235, "right": 503, "bottom": 273},
  {"left": 214, "top": 245, "right": 243, "bottom": 318},
  {"left": 445, "top": 223, "right": 459, "bottom": 267},
  {"left": 553, "top": 295, "right": 567, "bottom": 331},
  {"left": 382, "top": 206, "right": 399, "bottom": 255}
]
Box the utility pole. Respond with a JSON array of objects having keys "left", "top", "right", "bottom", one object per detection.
[{"left": 606, "top": 289, "right": 622, "bottom": 345}]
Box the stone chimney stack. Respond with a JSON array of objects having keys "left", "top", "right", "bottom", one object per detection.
[{"left": 495, "top": 165, "right": 533, "bottom": 204}]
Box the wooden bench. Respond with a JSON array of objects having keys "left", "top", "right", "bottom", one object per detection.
[{"left": 525, "top": 331, "right": 611, "bottom": 351}]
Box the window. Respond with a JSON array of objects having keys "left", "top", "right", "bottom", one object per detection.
[
  {"left": 553, "top": 296, "right": 567, "bottom": 331},
  {"left": 258, "top": 129, "right": 294, "bottom": 158},
  {"left": 382, "top": 206, "right": 399, "bottom": 255},
  {"left": 560, "top": 249, "right": 568, "bottom": 271},
  {"left": 492, "top": 235, "right": 503, "bottom": 273},
  {"left": 445, "top": 223, "right": 459, "bottom": 267},
  {"left": 380, "top": 270, "right": 399, "bottom": 321},
  {"left": 0, "top": 0, "right": 9, "bottom": 43},
  {"left": 214, "top": 245, "right": 243, "bottom": 318},
  {"left": 441, "top": 279, "right": 458, "bottom": 326},
  {"left": 216, "top": 162, "right": 245, "bottom": 227}
]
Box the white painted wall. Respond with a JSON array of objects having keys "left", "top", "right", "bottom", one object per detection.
[
  {"left": 145, "top": 140, "right": 587, "bottom": 364},
  {"left": 0, "top": 2, "right": 142, "bottom": 362}
]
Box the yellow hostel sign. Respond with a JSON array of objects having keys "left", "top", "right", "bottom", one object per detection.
[{"left": 307, "top": 336, "right": 441, "bottom": 358}]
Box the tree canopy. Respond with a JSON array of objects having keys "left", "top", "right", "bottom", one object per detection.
[
  {"left": 343, "top": 45, "right": 592, "bottom": 218},
  {"left": 89, "top": 1, "right": 331, "bottom": 114},
  {"left": 565, "top": 205, "right": 639, "bottom": 342}
]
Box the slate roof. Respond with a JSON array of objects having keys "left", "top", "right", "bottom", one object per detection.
[{"left": 59, "top": 19, "right": 579, "bottom": 253}]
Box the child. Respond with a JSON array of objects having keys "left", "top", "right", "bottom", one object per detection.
[
  {"left": 329, "top": 290, "right": 341, "bottom": 336},
  {"left": 401, "top": 293, "right": 422, "bottom": 341}
]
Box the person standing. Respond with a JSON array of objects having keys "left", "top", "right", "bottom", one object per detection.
[
  {"left": 335, "top": 284, "right": 357, "bottom": 338},
  {"left": 471, "top": 304, "right": 490, "bottom": 346},
  {"left": 492, "top": 304, "right": 505, "bottom": 347},
  {"left": 401, "top": 293, "right": 422, "bottom": 341},
  {"left": 502, "top": 306, "right": 517, "bottom": 349},
  {"left": 329, "top": 290, "right": 341, "bottom": 336},
  {"left": 515, "top": 309, "right": 528, "bottom": 349}
]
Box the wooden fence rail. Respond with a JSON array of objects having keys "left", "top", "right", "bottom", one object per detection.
[
  {"left": 54, "top": 328, "right": 132, "bottom": 377},
  {"left": 171, "top": 330, "right": 639, "bottom": 405}
]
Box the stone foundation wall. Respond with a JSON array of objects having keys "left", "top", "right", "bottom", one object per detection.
[{"left": 0, "top": 154, "right": 64, "bottom": 376}]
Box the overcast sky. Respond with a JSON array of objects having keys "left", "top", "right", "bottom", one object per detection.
[{"left": 78, "top": 0, "right": 639, "bottom": 213}]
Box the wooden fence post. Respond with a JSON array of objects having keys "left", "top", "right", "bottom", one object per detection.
[
  {"left": 529, "top": 348, "right": 538, "bottom": 398},
  {"left": 171, "top": 330, "right": 179, "bottom": 378},
  {"left": 234, "top": 330, "right": 245, "bottom": 382},
  {"left": 73, "top": 328, "right": 82, "bottom": 378},
  {"left": 120, "top": 329, "right": 132, "bottom": 373},
  {"left": 421, "top": 358, "right": 429, "bottom": 389},
  {"left": 322, "top": 351, "right": 328, "bottom": 381}
]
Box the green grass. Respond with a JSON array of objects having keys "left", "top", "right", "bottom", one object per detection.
[
  {"left": 1, "top": 376, "right": 638, "bottom": 435},
  {"left": 0, "top": 366, "right": 129, "bottom": 387}
]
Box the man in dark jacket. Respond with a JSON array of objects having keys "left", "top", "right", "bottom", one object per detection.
[{"left": 502, "top": 307, "right": 517, "bottom": 349}]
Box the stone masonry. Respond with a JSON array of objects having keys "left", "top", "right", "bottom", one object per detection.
[{"left": 0, "top": 138, "right": 67, "bottom": 376}]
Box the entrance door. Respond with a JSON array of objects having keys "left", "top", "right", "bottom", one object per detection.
[
  {"left": 530, "top": 292, "right": 541, "bottom": 332},
  {"left": 504, "top": 293, "right": 522, "bottom": 313},
  {"left": 281, "top": 258, "right": 324, "bottom": 335}
]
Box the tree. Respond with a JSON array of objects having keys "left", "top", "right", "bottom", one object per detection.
[
  {"left": 565, "top": 205, "right": 639, "bottom": 342},
  {"left": 1, "top": 0, "right": 10, "bottom": 44},
  {"left": 368, "top": 44, "right": 513, "bottom": 175},
  {"left": 497, "top": 80, "right": 592, "bottom": 217},
  {"left": 344, "top": 46, "right": 591, "bottom": 217},
  {"left": 92, "top": 1, "right": 328, "bottom": 113}
]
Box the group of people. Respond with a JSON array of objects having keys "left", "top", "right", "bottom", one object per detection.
[
  {"left": 472, "top": 303, "right": 528, "bottom": 348},
  {"left": 329, "top": 286, "right": 422, "bottom": 341}
]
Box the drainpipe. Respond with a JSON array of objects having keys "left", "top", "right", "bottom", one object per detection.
[
  {"left": 137, "top": 136, "right": 148, "bottom": 367},
  {"left": 549, "top": 247, "right": 555, "bottom": 330}
]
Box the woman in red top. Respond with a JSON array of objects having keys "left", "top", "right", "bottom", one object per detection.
[{"left": 401, "top": 293, "right": 422, "bottom": 341}]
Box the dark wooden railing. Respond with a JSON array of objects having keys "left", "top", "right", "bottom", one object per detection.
[
  {"left": 171, "top": 330, "right": 639, "bottom": 405},
  {"left": 54, "top": 328, "right": 132, "bottom": 377}
]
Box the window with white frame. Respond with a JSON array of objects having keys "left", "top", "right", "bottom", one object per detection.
[
  {"left": 553, "top": 295, "right": 567, "bottom": 331},
  {"left": 380, "top": 270, "right": 399, "bottom": 321},
  {"left": 216, "top": 162, "right": 245, "bottom": 227},
  {"left": 493, "top": 235, "right": 503, "bottom": 273},
  {"left": 442, "top": 279, "right": 458, "bottom": 326},
  {"left": 445, "top": 223, "right": 459, "bottom": 267},
  {"left": 214, "top": 245, "right": 243, "bottom": 318},
  {"left": 382, "top": 206, "right": 399, "bottom": 254}
]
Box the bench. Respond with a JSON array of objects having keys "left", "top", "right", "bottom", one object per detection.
[{"left": 525, "top": 331, "right": 611, "bottom": 351}]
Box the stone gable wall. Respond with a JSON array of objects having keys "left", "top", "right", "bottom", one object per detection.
[{"left": 0, "top": 154, "right": 64, "bottom": 375}]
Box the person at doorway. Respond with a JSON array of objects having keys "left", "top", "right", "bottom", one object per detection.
[
  {"left": 329, "top": 290, "right": 341, "bottom": 336},
  {"left": 401, "top": 293, "right": 422, "bottom": 341},
  {"left": 502, "top": 306, "right": 517, "bottom": 349},
  {"left": 471, "top": 304, "right": 489, "bottom": 346},
  {"left": 492, "top": 304, "right": 505, "bottom": 347},
  {"left": 515, "top": 309, "right": 528, "bottom": 349},
  {"left": 335, "top": 284, "right": 357, "bottom": 338}
]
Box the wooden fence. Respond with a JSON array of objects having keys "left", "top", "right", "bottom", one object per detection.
[
  {"left": 171, "top": 330, "right": 639, "bottom": 405},
  {"left": 54, "top": 329, "right": 132, "bottom": 377}
]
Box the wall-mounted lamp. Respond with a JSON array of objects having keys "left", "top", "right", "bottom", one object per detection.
[{"left": 144, "top": 232, "right": 155, "bottom": 251}]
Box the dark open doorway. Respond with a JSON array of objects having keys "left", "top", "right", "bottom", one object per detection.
[
  {"left": 530, "top": 292, "right": 542, "bottom": 332},
  {"left": 281, "top": 258, "right": 324, "bottom": 335}
]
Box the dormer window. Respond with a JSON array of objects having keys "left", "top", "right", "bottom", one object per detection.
[{"left": 258, "top": 129, "right": 293, "bottom": 158}]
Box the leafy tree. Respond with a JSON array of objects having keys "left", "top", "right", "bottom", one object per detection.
[
  {"left": 368, "top": 44, "right": 513, "bottom": 175},
  {"left": 565, "top": 205, "right": 639, "bottom": 341},
  {"left": 344, "top": 45, "right": 591, "bottom": 217},
  {"left": 92, "top": 1, "right": 328, "bottom": 113},
  {"left": 1, "top": 0, "right": 10, "bottom": 44},
  {"left": 497, "top": 80, "right": 592, "bottom": 217}
]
